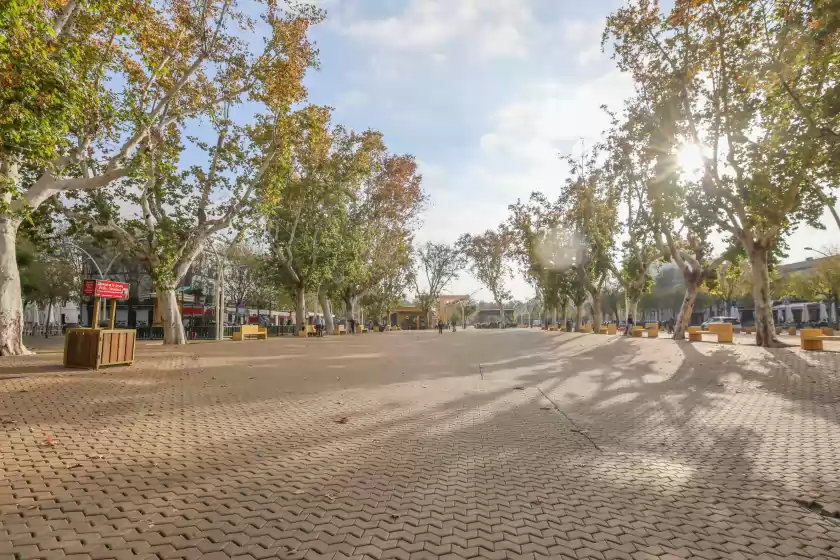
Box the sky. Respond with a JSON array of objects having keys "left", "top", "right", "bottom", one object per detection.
[{"left": 296, "top": 0, "right": 838, "bottom": 302}]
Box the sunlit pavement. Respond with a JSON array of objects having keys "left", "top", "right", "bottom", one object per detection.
[{"left": 2, "top": 329, "right": 840, "bottom": 559}]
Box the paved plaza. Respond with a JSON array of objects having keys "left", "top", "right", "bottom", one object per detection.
[{"left": 2, "top": 330, "right": 840, "bottom": 559}]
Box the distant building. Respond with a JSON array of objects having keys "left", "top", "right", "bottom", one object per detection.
[{"left": 473, "top": 301, "right": 516, "bottom": 325}]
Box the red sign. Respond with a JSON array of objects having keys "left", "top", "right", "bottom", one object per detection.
[{"left": 82, "top": 279, "right": 130, "bottom": 299}]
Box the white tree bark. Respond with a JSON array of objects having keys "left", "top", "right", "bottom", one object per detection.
[
  {"left": 575, "top": 305, "right": 583, "bottom": 332},
  {"left": 673, "top": 280, "right": 698, "bottom": 340},
  {"left": 0, "top": 217, "right": 29, "bottom": 356},
  {"left": 747, "top": 244, "right": 779, "bottom": 347},
  {"left": 625, "top": 295, "right": 639, "bottom": 324},
  {"left": 158, "top": 288, "right": 186, "bottom": 345},
  {"left": 318, "top": 288, "right": 334, "bottom": 335},
  {"left": 498, "top": 300, "right": 505, "bottom": 328},
  {"left": 295, "top": 286, "right": 306, "bottom": 329},
  {"left": 590, "top": 294, "right": 603, "bottom": 332}
]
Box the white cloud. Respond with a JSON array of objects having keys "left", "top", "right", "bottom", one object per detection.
[
  {"left": 343, "top": 0, "right": 533, "bottom": 60},
  {"left": 474, "top": 69, "right": 634, "bottom": 199}
]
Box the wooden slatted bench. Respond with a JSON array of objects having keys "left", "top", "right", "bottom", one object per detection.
[
  {"left": 232, "top": 325, "right": 267, "bottom": 341},
  {"left": 335, "top": 324, "right": 346, "bottom": 335},
  {"left": 631, "top": 325, "right": 645, "bottom": 337},
  {"left": 800, "top": 328, "right": 840, "bottom": 351},
  {"left": 645, "top": 323, "right": 659, "bottom": 338}
]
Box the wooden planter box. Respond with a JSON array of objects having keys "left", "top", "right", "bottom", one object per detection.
[{"left": 64, "top": 328, "right": 136, "bottom": 369}]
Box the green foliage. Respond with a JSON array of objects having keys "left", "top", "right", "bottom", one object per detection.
[
  {"left": 413, "top": 242, "right": 464, "bottom": 318},
  {"left": 458, "top": 229, "right": 512, "bottom": 307},
  {"left": 18, "top": 236, "right": 82, "bottom": 306}
]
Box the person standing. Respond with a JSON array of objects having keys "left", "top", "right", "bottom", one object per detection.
[
  {"left": 314, "top": 314, "right": 323, "bottom": 337},
  {"left": 438, "top": 320, "right": 444, "bottom": 334},
  {"left": 349, "top": 318, "right": 356, "bottom": 334},
  {"left": 625, "top": 315, "right": 634, "bottom": 336}
]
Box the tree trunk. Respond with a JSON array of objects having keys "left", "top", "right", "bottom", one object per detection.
[
  {"left": 748, "top": 245, "right": 780, "bottom": 347},
  {"left": 575, "top": 305, "right": 583, "bottom": 332},
  {"left": 158, "top": 288, "right": 186, "bottom": 345},
  {"left": 591, "top": 294, "right": 602, "bottom": 332},
  {"left": 561, "top": 303, "right": 567, "bottom": 329},
  {"left": 625, "top": 295, "right": 639, "bottom": 324},
  {"left": 319, "top": 289, "right": 334, "bottom": 335},
  {"left": 295, "top": 285, "right": 306, "bottom": 328},
  {"left": 673, "top": 279, "right": 698, "bottom": 340},
  {"left": 45, "top": 299, "right": 53, "bottom": 338},
  {"left": 498, "top": 301, "right": 504, "bottom": 328},
  {"left": 0, "top": 217, "right": 29, "bottom": 356}
]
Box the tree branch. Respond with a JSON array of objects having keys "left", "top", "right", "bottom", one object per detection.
[{"left": 52, "top": 1, "right": 78, "bottom": 38}]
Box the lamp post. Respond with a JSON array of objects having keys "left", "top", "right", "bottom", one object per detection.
[
  {"left": 805, "top": 246, "right": 830, "bottom": 258},
  {"left": 67, "top": 242, "right": 122, "bottom": 326},
  {"left": 207, "top": 243, "right": 225, "bottom": 341}
]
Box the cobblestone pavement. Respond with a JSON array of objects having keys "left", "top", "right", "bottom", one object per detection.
[{"left": 2, "top": 330, "right": 840, "bottom": 559}]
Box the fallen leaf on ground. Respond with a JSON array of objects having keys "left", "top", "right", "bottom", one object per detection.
[
  {"left": 69, "top": 463, "right": 83, "bottom": 469},
  {"left": 336, "top": 416, "right": 350, "bottom": 424},
  {"left": 513, "top": 386, "right": 525, "bottom": 390},
  {"left": 540, "top": 406, "right": 551, "bottom": 410},
  {"left": 293, "top": 489, "right": 305, "bottom": 495},
  {"left": 42, "top": 436, "right": 56, "bottom": 446},
  {"left": 336, "top": 401, "right": 343, "bottom": 405}
]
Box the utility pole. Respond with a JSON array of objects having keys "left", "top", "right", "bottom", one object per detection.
[{"left": 208, "top": 243, "right": 226, "bottom": 341}]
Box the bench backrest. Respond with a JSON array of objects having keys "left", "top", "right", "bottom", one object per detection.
[
  {"left": 687, "top": 326, "right": 701, "bottom": 334},
  {"left": 240, "top": 325, "right": 259, "bottom": 335},
  {"left": 338, "top": 324, "right": 346, "bottom": 333}
]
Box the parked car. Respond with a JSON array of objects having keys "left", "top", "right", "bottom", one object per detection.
[{"left": 701, "top": 316, "right": 742, "bottom": 330}]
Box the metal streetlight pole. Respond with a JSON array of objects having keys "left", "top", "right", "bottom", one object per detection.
[
  {"left": 67, "top": 242, "right": 122, "bottom": 326},
  {"left": 805, "top": 246, "right": 830, "bottom": 258},
  {"left": 207, "top": 243, "right": 226, "bottom": 341}
]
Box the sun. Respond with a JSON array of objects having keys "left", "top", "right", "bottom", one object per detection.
[{"left": 676, "top": 143, "right": 705, "bottom": 181}]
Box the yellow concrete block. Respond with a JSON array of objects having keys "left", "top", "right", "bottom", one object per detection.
[
  {"left": 607, "top": 324, "right": 617, "bottom": 335},
  {"left": 707, "top": 323, "right": 733, "bottom": 343},
  {"left": 800, "top": 328, "right": 823, "bottom": 350}
]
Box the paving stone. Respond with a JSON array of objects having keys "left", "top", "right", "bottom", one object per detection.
[{"left": 2, "top": 331, "right": 840, "bottom": 559}]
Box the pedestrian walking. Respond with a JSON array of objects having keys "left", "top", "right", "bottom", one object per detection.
[
  {"left": 624, "top": 315, "right": 634, "bottom": 336},
  {"left": 314, "top": 315, "right": 323, "bottom": 337}
]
